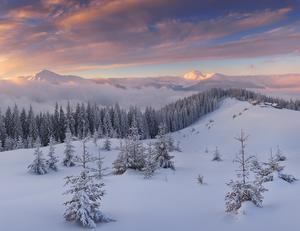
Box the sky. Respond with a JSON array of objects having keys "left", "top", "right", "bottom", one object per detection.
[{"left": 1, "top": 0, "right": 300, "bottom": 78}]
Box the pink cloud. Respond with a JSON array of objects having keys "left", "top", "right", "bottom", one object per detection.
[{"left": 0, "top": 0, "right": 296, "bottom": 77}]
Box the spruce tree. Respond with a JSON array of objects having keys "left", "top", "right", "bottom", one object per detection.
[
  {"left": 64, "top": 138, "right": 112, "bottom": 228},
  {"left": 265, "top": 151, "right": 284, "bottom": 172},
  {"left": 126, "top": 119, "right": 145, "bottom": 170},
  {"left": 143, "top": 143, "right": 158, "bottom": 179},
  {"left": 91, "top": 148, "right": 109, "bottom": 180},
  {"left": 28, "top": 137, "right": 48, "bottom": 175},
  {"left": 275, "top": 145, "right": 287, "bottom": 161},
  {"left": 47, "top": 136, "right": 59, "bottom": 171},
  {"left": 102, "top": 136, "right": 111, "bottom": 151},
  {"left": 251, "top": 158, "right": 274, "bottom": 183},
  {"left": 154, "top": 124, "right": 175, "bottom": 170},
  {"left": 113, "top": 141, "right": 128, "bottom": 175},
  {"left": 167, "top": 134, "right": 175, "bottom": 152},
  {"left": 63, "top": 128, "right": 76, "bottom": 167},
  {"left": 225, "top": 131, "right": 267, "bottom": 213},
  {"left": 212, "top": 146, "right": 222, "bottom": 161}
]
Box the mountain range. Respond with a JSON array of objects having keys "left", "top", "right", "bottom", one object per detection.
[
  {"left": 0, "top": 69, "right": 299, "bottom": 111},
  {"left": 17, "top": 69, "right": 300, "bottom": 91}
]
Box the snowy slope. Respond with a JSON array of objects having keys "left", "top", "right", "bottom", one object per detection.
[{"left": 1, "top": 98, "right": 300, "bottom": 231}]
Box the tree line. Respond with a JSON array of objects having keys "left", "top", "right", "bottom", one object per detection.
[{"left": 1, "top": 88, "right": 300, "bottom": 151}]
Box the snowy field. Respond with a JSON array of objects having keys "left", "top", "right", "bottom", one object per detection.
[{"left": 1, "top": 98, "right": 300, "bottom": 231}]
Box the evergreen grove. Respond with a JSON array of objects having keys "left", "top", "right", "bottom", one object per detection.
[{"left": 1, "top": 88, "right": 300, "bottom": 151}]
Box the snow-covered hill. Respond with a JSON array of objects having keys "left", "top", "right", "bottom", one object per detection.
[{"left": 1, "top": 98, "right": 300, "bottom": 231}]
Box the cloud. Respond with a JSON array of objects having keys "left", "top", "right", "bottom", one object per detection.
[
  {"left": 0, "top": 0, "right": 296, "bottom": 77},
  {"left": 0, "top": 77, "right": 194, "bottom": 111}
]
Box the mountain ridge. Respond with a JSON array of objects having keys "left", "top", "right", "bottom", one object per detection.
[{"left": 15, "top": 69, "right": 300, "bottom": 91}]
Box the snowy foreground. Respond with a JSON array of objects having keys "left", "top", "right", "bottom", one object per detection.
[{"left": 1, "top": 98, "right": 300, "bottom": 231}]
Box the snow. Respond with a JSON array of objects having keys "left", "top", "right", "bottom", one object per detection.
[
  {"left": 183, "top": 70, "right": 215, "bottom": 80},
  {"left": 1, "top": 98, "right": 300, "bottom": 230}
]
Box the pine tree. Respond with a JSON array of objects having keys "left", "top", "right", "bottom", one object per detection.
[
  {"left": 64, "top": 138, "right": 112, "bottom": 228},
  {"left": 0, "top": 111, "right": 6, "bottom": 151},
  {"left": 251, "top": 158, "right": 274, "bottom": 183},
  {"left": 143, "top": 143, "right": 158, "bottom": 179},
  {"left": 91, "top": 148, "right": 109, "bottom": 180},
  {"left": 126, "top": 119, "right": 145, "bottom": 170},
  {"left": 14, "top": 136, "right": 22, "bottom": 149},
  {"left": 4, "top": 137, "right": 14, "bottom": 151},
  {"left": 113, "top": 141, "right": 128, "bottom": 175},
  {"left": 103, "top": 110, "right": 112, "bottom": 137},
  {"left": 197, "top": 175, "right": 204, "bottom": 184},
  {"left": 27, "top": 105, "right": 37, "bottom": 148},
  {"left": 102, "top": 136, "right": 111, "bottom": 151},
  {"left": 212, "top": 146, "right": 222, "bottom": 161},
  {"left": 28, "top": 137, "right": 48, "bottom": 175},
  {"left": 265, "top": 151, "right": 284, "bottom": 172},
  {"left": 278, "top": 173, "right": 297, "bottom": 183},
  {"left": 96, "top": 125, "right": 104, "bottom": 139},
  {"left": 275, "top": 145, "right": 287, "bottom": 161},
  {"left": 167, "top": 134, "right": 175, "bottom": 152},
  {"left": 225, "top": 131, "right": 267, "bottom": 213},
  {"left": 63, "top": 128, "right": 76, "bottom": 167},
  {"left": 47, "top": 136, "right": 59, "bottom": 171},
  {"left": 59, "top": 106, "right": 67, "bottom": 142},
  {"left": 154, "top": 124, "right": 175, "bottom": 170}
]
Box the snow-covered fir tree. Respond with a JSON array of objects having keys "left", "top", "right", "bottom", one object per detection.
[
  {"left": 103, "top": 110, "right": 113, "bottom": 138},
  {"left": 278, "top": 173, "right": 297, "bottom": 183},
  {"left": 63, "top": 128, "right": 76, "bottom": 167},
  {"left": 197, "top": 174, "right": 204, "bottom": 184},
  {"left": 212, "top": 146, "right": 222, "bottom": 161},
  {"left": 143, "top": 143, "right": 158, "bottom": 179},
  {"left": 167, "top": 134, "right": 175, "bottom": 152},
  {"left": 251, "top": 158, "right": 274, "bottom": 183},
  {"left": 96, "top": 125, "right": 103, "bottom": 139},
  {"left": 275, "top": 145, "right": 287, "bottom": 161},
  {"left": 112, "top": 148, "right": 127, "bottom": 175},
  {"left": 64, "top": 138, "right": 112, "bottom": 228},
  {"left": 47, "top": 136, "right": 59, "bottom": 171},
  {"left": 16, "top": 136, "right": 24, "bottom": 149},
  {"left": 225, "top": 131, "right": 267, "bottom": 213},
  {"left": 113, "top": 119, "right": 146, "bottom": 174},
  {"left": 126, "top": 119, "right": 145, "bottom": 170},
  {"left": 252, "top": 150, "right": 295, "bottom": 184},
  {"left": 102, "top": 135, "right": 111, "bottom": 151},
  {"left": 265, "top": 151, "right": 284, "bottom": 173},
  {"left": 154, "top": 124, "right": 175, "bottom": 170},
  {"left": 91, "top": 148, "right": 109, "bottom": 180},
  {"left": 28, "top": 137, "right": 48, "bottom": 175}
]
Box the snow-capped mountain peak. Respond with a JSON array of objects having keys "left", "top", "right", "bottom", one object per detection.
[
  {"left": 183, "top": 70, "right": 215, "bottom": 81},
  {"left": 27, "top": 70, "right": 87, "bottom": 84}
]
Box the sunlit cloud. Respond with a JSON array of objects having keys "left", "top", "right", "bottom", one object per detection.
[{"left": 0, "top": 0, "right": 299, "bottom": 78}]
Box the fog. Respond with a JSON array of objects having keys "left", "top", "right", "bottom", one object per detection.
[{"left": 0, "top": 80, "right": 194, "bottom": 111}]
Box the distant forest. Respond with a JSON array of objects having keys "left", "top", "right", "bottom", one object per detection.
[{"left": 1, "top": 88, "right": 300, "bottom": 151}]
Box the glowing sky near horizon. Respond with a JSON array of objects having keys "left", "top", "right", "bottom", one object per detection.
[{"left": 1, "top": 0, "right": 300, "bottom": 78}]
